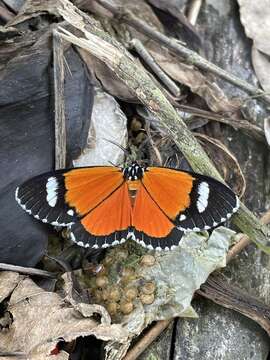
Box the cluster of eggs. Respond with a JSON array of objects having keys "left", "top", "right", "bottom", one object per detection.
[{"left": 87, "top": 244, "right": 157, "bottom": 320}]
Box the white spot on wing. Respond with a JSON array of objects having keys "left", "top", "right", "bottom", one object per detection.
[
  {"left": 179, "top": 214, "right": 186, "bottom": 221},
  {"left": 67, "top": 209, "right": 74, "bottom": 216},
  {"left": 197, "top": 182, "right": 210, "bottom": 213},
  {"left": 46, "top": 177, "right": 58, "bottom": 207}
]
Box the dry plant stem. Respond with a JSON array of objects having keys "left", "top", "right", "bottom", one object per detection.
[
  {"left": 0, "top": 351, "right": 26, "bottom": 358},
  {"left": 123, "top": 320, "right": 171, "bottom": 360},
  {"left": 197, "top": 274, "right": 270, "bottom": 336},
  {"left": 53, "top": 30, "right": 66, "bottom": 170},
  {"left": 226, "top": 235, "right": 250, "bottom": 263},
  {"left": 130, "top": 38, "right": 181, "bottom": 97},
  {"left": 175, "top": 104, "right": 265, "bottom": 143},
  {"left": 0, "top": 262, "right": 56, "bottom": 278},
  {"left": 187, "top": 0, "right": 203, "bottom": 25},
  {"left": 56, "top": 19, "right": 270, "bottom": 253},
  {"left": 94, "top": 0, "right": 270, "bottom": 106}
]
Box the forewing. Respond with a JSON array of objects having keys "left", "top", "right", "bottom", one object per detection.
[
  {"left": 15, "top": 166, "right": 123, "bottom": 226},
  {"left": 70, "top": 182, "right": 132, "bottom": 248},
  {"left": 132, "top": 183, "right": 183, "bottom": 250},
  {"left": 142, "top": 167, "right": 239, "bottom": 232}
]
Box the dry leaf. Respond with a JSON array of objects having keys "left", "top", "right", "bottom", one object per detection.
[
  {"left": 147, "top": 43, "right": 240, "bottom": 113},
  {"left": 0, "top": 274, "right": 128, "bottom": 358},
  {"left": 238, "top": 0, "right": 270, "bottom": 56},
  {"left": 78, "top": 48, "right": 136, "bottom": 101},
  {"left": 0, "top": 271, "right": 20, "bottom": 303},
  {"left": 73, "top": 88, "right": 128, "bottom": 167},
  {"left": 195, "top": 133, "right": 246, "bottom": 197}
]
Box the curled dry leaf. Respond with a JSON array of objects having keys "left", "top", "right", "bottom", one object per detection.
[
  {"left": 238, "top": 0, "right": 270, "bottom": 56},
  {"left": 0, "top": 273, "right": 128, "bottom": 358},
  {"left": 195, "top": 133, "right": 246, "bottom": 198},
  {"left": 147, "top": 43, "right": 240, "bottom": 113}
]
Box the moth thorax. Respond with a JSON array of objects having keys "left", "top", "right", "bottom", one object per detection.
[{"left": 123, "top": 163, "right": 145, "bottom": 181}]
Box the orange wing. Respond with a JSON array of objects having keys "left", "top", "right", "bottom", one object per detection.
[
  {"left": 64, "top": 167, "right": 124, "bottom": 216},
  {"left": 81, "top": 182, "right": 132, "bottom": 236},
  {"left": 141, "top": 167, "right": 194, "bottom": 220},
  {"left": 132, "top": 184, "right": 174, "bottom": 238},
  {"left": 70, "top": 182, "right": 132, "bottom": 248}
]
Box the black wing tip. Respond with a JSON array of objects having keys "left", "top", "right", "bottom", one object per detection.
[{"left": 178, "top": 195, "right": 240, "bottom": 232}]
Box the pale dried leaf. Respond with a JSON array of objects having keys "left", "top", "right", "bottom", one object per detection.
[
  {"left": 238, "top": 0, "right": 270, "bottom": 56},
  {"left": 0, "top": 276, "right": 128, "bottom": 358},
  {"left": 147, "top": 44, "right": 240, "bottom": 112},
  {"left": 73, "top": 89, "right": 128, "bottom": 167},
  {"left": 0, "top": 271, "right": 21, "bottom": 303},
  {"left": 105, "top": 227, "right": 235, "bottom": 359},
  {"left": 252, "top": 46, "right": 270, "bottom": 92}
]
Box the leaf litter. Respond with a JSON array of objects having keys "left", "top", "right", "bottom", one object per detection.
[{"left": 0, "top": 228, "right": 235, "bottom": 359}]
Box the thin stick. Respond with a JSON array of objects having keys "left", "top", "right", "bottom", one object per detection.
[
  {"left": 0, "top": 263, "right": 56, "bottom": 278},
  {"left": 175, "top": 103, "right": 265, "bottom": 143},
  {"left": 123, "top": 320, "right": 171, "bottom": 360},
  {"left": 94, "top": 0, "right": 270, "bottom": 106},
  {"left": 130, "top": 38, "right": 181, "bottom": 97},
  {"left": 226, "top": 234, "right": 250, "bottom": 263},
  {"left": 53, "top": 29, "right": 67, "bottom": 170},
  {"left": 187, "top": 0, "right": 203, "bottom": 25}
]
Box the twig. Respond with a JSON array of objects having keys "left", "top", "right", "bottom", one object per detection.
[
  {"left": 54, "top": 11, "right": 270, "bottom": 254},
  {"left": 0, "top": 351, "right": 26, "bottom": 358},
  {"left": 130, "top": 38, "right": 181, "bottom": 98},
  {"left": 0, "top": 263, "right": 56, "bottom": 278},
  {"left": 197, "top": 273, "right": 270, "bottom": 336},
  {"left": 53, "top": 29, "right": 66, "bottom": 170},
  {"left": 226, "top": 234, "right": 250, "bottom": 263},
  {"left": 123, "top": 320, "right": 172, "bottom": 360},
  {"left": 94, "top": 0, "right": 270, "bottom": 106},
  {"left": 187, "top": 0, "right": 203, "bottom": 25},
  {"left": 175, "top": 103, "right": 265, "bottom": 143}
]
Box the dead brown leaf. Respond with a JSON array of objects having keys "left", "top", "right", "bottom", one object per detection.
[
  {"left": 0, "top": 271, "right": 20, "bottom": 303},
  {"left": 147, "top": 43, "right": 240, "bottom": 113},
  {"left": 0, "top": 272, "right": 128, "bottom": 358},
  {"left": 78, "top": 48, "right": 137, "bottom": 101}
]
